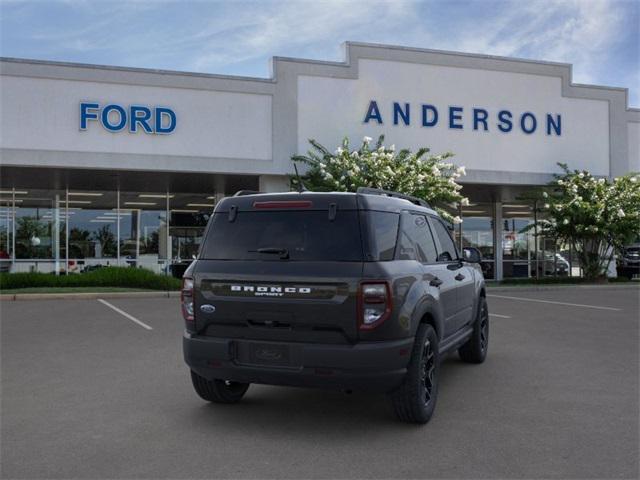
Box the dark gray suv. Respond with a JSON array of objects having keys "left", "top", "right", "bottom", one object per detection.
[{"left": 182, "top": 188, "right": 488, "bottom": 423}]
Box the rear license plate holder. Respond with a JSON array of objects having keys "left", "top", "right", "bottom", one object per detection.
[{"left": 240, "top": 342, "right": 292, "bottom": 367}]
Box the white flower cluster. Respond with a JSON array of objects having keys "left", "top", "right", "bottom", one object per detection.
[
  {"left": 294, "top": 135, "right": 466, "bottom": 222},
  {"left": 537, "top": 164, "right": 640, "bottom": 278}
]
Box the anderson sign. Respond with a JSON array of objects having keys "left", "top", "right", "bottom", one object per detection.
[{"left": 363, "top": 100, "right": 562, "bottom": 136}]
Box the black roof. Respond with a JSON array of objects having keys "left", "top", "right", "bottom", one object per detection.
[{"left": 215, "top": 191, "right": 438, "bottom": 216}]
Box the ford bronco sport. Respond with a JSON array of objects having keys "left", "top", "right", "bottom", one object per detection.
[{"left": 182, "top": 188, "right": 488, "bottom": 423}]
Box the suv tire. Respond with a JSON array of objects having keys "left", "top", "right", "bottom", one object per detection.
[
  {"left": 389, "top": 324, "right": 439, "bottom": 424},
  {"left": 190, "top": 370, "right": 250, "bottom": 403},
  {"left": 459, "top": 296, "right": 489, "bottom": 364}
]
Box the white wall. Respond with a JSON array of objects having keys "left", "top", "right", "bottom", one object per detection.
[
  {"left": 0, "top": 76, "right": 272, "bottom": 162},
  {"left": 628, "top": 122, "right": 640, "bottom": 173},
  {"left": 298, "top": 59, "right": 611, "bottom": 177}
]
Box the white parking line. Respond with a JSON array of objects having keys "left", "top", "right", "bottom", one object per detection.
[
  {"left": 97, "top": 299, "right": 153, "bottom": 330},
  {"left": 487, "top": 294, "right": 621, "bottom": 311},
  {"left": 490, "top": 313, "right": 511, "bottom": 318}
]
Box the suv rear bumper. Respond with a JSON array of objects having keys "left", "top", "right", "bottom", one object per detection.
[{"left": 183, "top": 333, "right": 413, "bottom": 393}]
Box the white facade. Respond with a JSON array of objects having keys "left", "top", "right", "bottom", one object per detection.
[
  {"left": 1, "top": 42, "right": 638, "bottom": 183},
  {"left": 298, "top": 60, "right": 611, "bottom": 177},
  {"left": 0, "top": 42, "right": 637, "bottom": 280}
]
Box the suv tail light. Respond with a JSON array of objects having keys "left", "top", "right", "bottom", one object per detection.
[
  {"left": 181, "top": 277, "right": 195, "bottom": 326},
  {"left": 358, "top": 282, "right": 392, "bottom": 330}
]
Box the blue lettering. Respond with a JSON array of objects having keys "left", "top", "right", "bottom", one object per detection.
[
  {"left": 155, "top": 107, "right": 176, "bottom": 134},
  {"left": 497, "top": 110, "right": 513, "bottom": 132},
  {"left": 393, "top": 102, "right": 410, "bottom": 126},
  {"left": 546, "top": 114, "right": 561, "bottom": 136},
  {"left": 449, "top": 106, "right": 463, "bottom": 129},
  {"left": 101, "top": 104, "right": 127, "bottom": 132},
  {"left": 130, "top": 105, "right": 153, "bottom": 133},
  {"left": 421, "top": 104, "right": 438, "bottom": 127},
  {"left": 364, "top": 100, "right": 383, "bottom": 124},
  {"left": 520, "top": 112, "right": 537, "bottom": 134},
  {"left": 473, "top": 108, "right": 489, "bottom": 131},
  {"left": 80, "top": 102, "right": 99, "bottom": 130}
]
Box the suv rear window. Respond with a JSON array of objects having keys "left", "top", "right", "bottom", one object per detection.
[{"left": 200, "top": 211, "right": 363, "bottom": 261}]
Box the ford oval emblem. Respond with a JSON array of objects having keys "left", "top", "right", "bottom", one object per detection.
[{"left": 200, "top": 304, "right": 216, "bottom": 314}]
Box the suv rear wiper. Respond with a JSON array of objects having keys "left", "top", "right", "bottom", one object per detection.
[{"left": 250, "top": 247, "right": 290, "bottom": 260}]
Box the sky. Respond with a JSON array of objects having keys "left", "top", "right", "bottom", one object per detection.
[{"left": 1, "top": 0, "right": 638, "bottom": 106}]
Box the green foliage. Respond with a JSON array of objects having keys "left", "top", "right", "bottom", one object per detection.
[
  {"left": 291, "top": 135, "right": 467, "bottom": 223},
  {"left": 0, "top": 267, "right": 181, "bottom": 291},
  {"left": 533, "top": 163, "right": 640, "bottom": 280}
]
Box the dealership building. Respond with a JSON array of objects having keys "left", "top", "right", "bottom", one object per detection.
[{"left": 1, "top": 42, "right": 638, "bottom": 280}]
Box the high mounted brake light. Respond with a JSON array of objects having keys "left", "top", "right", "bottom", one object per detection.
[
  {"left": 253, "top": 200, "right": 313, "bottom": 209},
  {"left": 357, "top": 281, "right": 393, "bottom": 330}
]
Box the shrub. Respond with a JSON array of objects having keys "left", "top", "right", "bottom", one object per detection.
[
  {"left": 0, "top": 267, "right": 181, "bottom": 291},
  {"left": 532, "top": 164, "right": 640, "bottom": 280},
  {"left": 292, "top": 135, "right": 467, "bottom": 223}
]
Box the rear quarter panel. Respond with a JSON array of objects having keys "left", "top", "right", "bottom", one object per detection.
[{"left": 360, "top": 260, "right": 444, "bottom": 341}]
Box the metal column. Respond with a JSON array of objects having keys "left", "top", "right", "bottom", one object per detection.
[{"left": 495, "top": 201, "right": 503, "bottom": 281}]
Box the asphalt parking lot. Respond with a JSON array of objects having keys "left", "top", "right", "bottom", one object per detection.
[{"left": 1, "top": 286, "right": 638, "bottom": 479}]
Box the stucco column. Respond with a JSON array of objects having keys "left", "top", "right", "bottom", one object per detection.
[
  {"left": 259, "top": 175, "right": 290, "bottom": 193},
  {"left": 495, "top": 201, "right": 503, "bottom": 281}
]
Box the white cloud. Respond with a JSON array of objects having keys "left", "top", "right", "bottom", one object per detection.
[
  {"left": 1, "top": 0, "right": 634, "bottom": 102},
  {"left": 418, "top": 0, "right": 626, "bottom": 86},
  {"left": 186, "top": 0, "right": 417, "bottom": 72}
]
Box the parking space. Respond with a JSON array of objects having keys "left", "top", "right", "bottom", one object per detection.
[{"left": 1, "top": 287, "right": 638, "bottom": 479}]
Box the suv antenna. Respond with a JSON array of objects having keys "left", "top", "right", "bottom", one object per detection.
[{"left": 293, "top": 164, "right": 308, "bottom": 193}]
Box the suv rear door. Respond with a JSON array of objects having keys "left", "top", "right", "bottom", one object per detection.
[
  {"left": 192, "top": 199, "right": 364, "bottom": 344},
  {"left": 398, "top": 212, "right": 458, "bottom": 335},
  {"left": 427, "top": 216, "right": 475, "bottom": 335}
]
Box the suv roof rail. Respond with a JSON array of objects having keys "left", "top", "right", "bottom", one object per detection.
[
  {"left": 233, "top": 190, "right": 262, "bottom": 197},
  {"left": 356, "top": 187, "right": 431, "bottom": 208}
]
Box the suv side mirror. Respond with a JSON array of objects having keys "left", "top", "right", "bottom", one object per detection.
[{"left": 463, "top": 247, "right": 482, "bottom": 263}]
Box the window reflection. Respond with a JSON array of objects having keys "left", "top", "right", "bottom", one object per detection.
[
  {"left": 65, "top": 191, "right": 118, "bottom": 272},
  {"left": 0, "top": 199, "right": 12, "bottom": 272},
  {"left": 461, "top": 203, "right": 495, "bottom": 279},
  {"left": 119, "top": 192, "right": 170, "bottom": 273},
  {"left": 502, "top": 204, "right": 534, "bottom": 278}
]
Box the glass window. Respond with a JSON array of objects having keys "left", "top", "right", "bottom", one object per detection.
[
  {"left": 66, "top": 191, "right": 118, "bottom": 272},
  {"left": 201, "top": 211, "right": 363, "bottom": 261},
  {"left": 365, "top": 211, "right": 399, "bottom": 261},
  {"left": 461, "top": 203, "right": 495, "bottom": 279},
  {"left": 502, "top": 203, "right": 534, "bottom": 278},
  {"left": 398, "top": 213, "right": 438, "bottom": 263},
  {"left": 119, "top": 192, "right": 169, "bottom": 273},
  {"left": 429, "top": 217, "right": 458, "bottom": 262},
  {"left": 170, "top": 193, "right": 214, "bottom": 270},
  {"left": 0, "top": 195, "right": 15, "bottom": 272},
  {"left": 13, "top": 189, "right": 66, "bottom": 272}
]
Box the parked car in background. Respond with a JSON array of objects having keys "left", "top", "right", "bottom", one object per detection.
[
  {"left": 617, "top": 242, "right": 640, "bottom": 279},
  {"left": 536, "top": 251, "right": 570, "bottom": 277},
  {"left": 0, "top": 250, "right": 10, "bottom": 273}
]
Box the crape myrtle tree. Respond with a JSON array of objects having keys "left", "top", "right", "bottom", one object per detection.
[
  {"left": 291, "top": 135, "right": 468, "bottom": 223},
  {"left": 534, "top": 163, "right": 640, "bottom": 280}
]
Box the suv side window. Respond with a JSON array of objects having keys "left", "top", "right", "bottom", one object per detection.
[
  {"left": 366, "top": 211, "right": 400, "bottom": 261},
  {"left": 398, "top": 213, "right": 438, "bottom": 263},
  {"left": 429, "top": 217, "right": 459, "bottom": 262}
]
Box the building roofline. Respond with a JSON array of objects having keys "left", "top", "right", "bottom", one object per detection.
[
  {"left": 0, "top": 56, "right": 274, "bottom": 84},
  {"left": 1, "top": 40, "right": 637, "bottom": 109}
]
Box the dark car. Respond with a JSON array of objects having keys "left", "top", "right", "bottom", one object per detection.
[
  {"left": 181, "top": 188, "right": 488, "bottom": 423},
  {"left": 617, "top": 243, "right": 640, "bottom": 279}
]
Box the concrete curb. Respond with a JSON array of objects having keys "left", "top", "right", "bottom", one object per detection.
[
  {"left": 487, "top": 283, "right": 639, "bottom": 293},
  {"left": 0, "top": 291, "right": 181, "bottom": 301}
]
